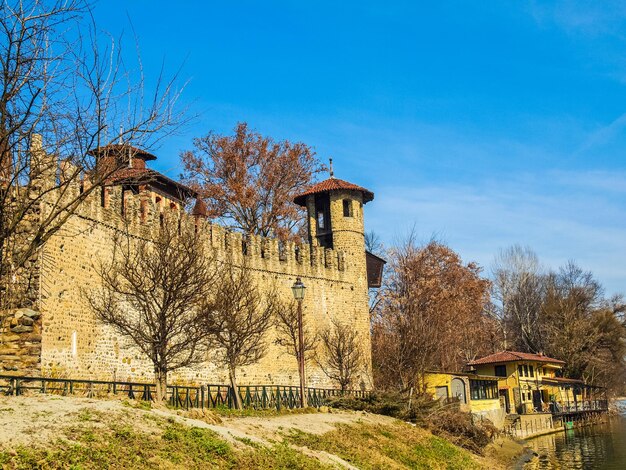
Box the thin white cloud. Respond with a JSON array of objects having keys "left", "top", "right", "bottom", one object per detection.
[
  {"left": 529, "top": 0, "right": 626, "bottom": 35},
  {"left": 366, "top": 171, "right": 626, "bottom": 296},
  {"left": 574, "top": 112, "right": 626, "bottom": 156}
]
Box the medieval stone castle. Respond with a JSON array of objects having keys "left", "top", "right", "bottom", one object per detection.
[{"left": 1, "top": 140, "right": 380, "bottom": 389}]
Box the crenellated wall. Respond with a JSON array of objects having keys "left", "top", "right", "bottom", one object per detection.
[{"left": 32, "top": 171, "right": 373, "bottom": 389}]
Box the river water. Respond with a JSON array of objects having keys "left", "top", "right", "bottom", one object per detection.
[{"left": 524, "top": 405, "right": 626, "bottom": 469}]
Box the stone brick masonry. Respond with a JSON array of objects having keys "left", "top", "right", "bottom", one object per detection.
[{"left": 1, "top": 148, "right": 374, "bottom": 390}]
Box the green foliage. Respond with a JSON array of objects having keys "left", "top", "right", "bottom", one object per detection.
[
  {"left": 239, "top": 442, "right": 331, "bottom": 469},
  {"left": 76, "top": 408, "right": 104, "bottom": 422},
  {"left": 326, "top": 391, "right": 436, "bottom": 423}
]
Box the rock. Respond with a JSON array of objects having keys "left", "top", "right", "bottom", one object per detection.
[
  {"left": 19, "top": 317, "right": 34, "bottom": 326},
  {"left": 20, "top": 309, "right": 41, "bottom": 319},
  {"left": 319, "top": 406, "right": 330, "bottom": 413},
  {"left": 10, "top": 325, "right": 33, "bottom": 333},
  {"left": 26, "top": 334, "right": 42, "bottom": 343},
  {"left": 1, "top": 334, "right": 20, "bottom": 342}
]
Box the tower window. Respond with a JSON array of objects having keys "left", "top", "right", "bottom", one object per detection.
[
  {"left": 317, "top": 210, "right": 326, "bottom": 229},
  {"left": 343, "top": 199, "right": 353, "bottom": 217}
]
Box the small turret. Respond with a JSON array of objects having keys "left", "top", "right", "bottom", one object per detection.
[{"left": 294, "top": 169, "right": 373, "bottom": 289}]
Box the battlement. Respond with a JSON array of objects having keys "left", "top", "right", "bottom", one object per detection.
[{"left": 51, "top": 173, "right": 349, "bottom": 281}]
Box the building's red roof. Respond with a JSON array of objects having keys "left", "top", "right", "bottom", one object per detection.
[
  {"left": 88, "top": 143, "right": 157, "bottom": 161},
  {"left": 467, "top": 351, "right": 566, "bottom": 366},
  {"left": 106, "top": 167, "right": 195, "bottom": 200},
  {"left": 293, "top": 177, "right": 374, "bottom": 206}
]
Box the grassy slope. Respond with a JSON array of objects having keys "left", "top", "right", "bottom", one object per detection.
[
  {"left": 0, "top": 400, "right": 499, "bottom": 469},
  {"left": 286, "top": 422, "right": 480, "bottom": 470}
]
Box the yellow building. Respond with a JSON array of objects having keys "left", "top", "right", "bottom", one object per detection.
[
  {"left": 424, "top": 371, "right": 504, "bottom": 427},
  {"left": 466, "top": 351, "right": 565, "bottom": 415}
]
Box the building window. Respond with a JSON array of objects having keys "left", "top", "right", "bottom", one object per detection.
[
  {"left": 435, "top": 386, "right": 448, "bottom": 401},
  {"left": 469, "top": 380, "right": 498, "bottom": 400},
  {"left": 317, "top": 210, "right": 326, "bottom": 229},
  {"left": 523, "top": 365, "right": 529, "bottom": 377},
  {"left": 518, "top": 365, "right": 523, "bottom": 377},
  {"left": 495, "top": 365, "right": 507, "bottom": 377},
  {"left": 529, "top": 366, "right": 534, "bottom": 377},
  {"left": 343, "top": 199, "right": 353, "bottom": 217}
]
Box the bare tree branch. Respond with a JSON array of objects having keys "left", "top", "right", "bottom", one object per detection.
[{"left": 87, "top": 214, "right": 216, "bottom": 400}]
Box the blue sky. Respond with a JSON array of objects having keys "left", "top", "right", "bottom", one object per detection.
[{"left": 94, "top": 1, "right": 626, "bottom": 295}]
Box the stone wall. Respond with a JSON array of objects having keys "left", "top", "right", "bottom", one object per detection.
[
  {"left": 0, "top": 308, "right": 42, "bottom": 376},
  {"left": 31, "top": 180, "right": 372, "bottom": 389}
]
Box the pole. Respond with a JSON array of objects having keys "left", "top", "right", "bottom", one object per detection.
[{"left": 297, "top": 298, "right": 307, "bottom": 408}]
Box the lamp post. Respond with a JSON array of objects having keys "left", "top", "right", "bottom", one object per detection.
[{"left": 291, "top": 277, "right": 307, "bottom": 408}]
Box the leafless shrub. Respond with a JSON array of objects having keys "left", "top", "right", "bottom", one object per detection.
[
  {"left": 318, "top": 317, "right": 362, "bottom": 392},
  {"left": 201, "top": 259, "right": 278, "bottom": 409}
]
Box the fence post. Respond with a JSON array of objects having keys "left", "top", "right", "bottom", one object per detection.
[{"left": 276, "top": 386, "right": 281, "bottom": 411}]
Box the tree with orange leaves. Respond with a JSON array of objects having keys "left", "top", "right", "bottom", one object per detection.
[
  {"left": 181, "top": 123, "right": 325, "bottom": 240},
  {"left": 372, "top": 237, "right": 494, "bottom": 392}
]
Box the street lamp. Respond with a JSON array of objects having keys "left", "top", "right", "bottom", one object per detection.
[{"left": 291, "top": 277, "right": 307, "bottom": 408}]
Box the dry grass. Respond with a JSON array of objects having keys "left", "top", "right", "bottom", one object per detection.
[
  {"left": 285, "top": 421, "right": 482, "bottom": 470},
  {"left": 0, "top": 395, "right": 497, "bottom": 469}
]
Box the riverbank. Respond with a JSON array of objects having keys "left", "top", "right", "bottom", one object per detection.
[{"left": 0, "top": 394, "right": 521, "bottom": 469}]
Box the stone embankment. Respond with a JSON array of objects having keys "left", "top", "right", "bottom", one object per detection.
[{"left": 0, "top": 308, "right": 42, "bottom": 376}]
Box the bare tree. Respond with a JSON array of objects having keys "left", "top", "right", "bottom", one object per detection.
[
  {"left": 490, "top": 245, "right": 544, "bottom": 352},
  {"left": 181, "top": 122, "right": 326, "bottom": 241},
  {"left": 275, "top": 299, "right": 318, "bottom": 395},
  {"left": 0, "top": 0, "right": 185, "bottom": 311},
  {"left": 201, "top": 259, "right": 277, "bottom": 409},
  {"left": 365, "top": 230, "right": 384, "bottom": 256},
  {"left": 318, "top": 318, "right": 363, "bottom": 392},
  {"left": 88, "top": 215, "right": 215, "bottom": 401},
  {"left": 365, "top": 230, "right": 386, "bottom": 320}
]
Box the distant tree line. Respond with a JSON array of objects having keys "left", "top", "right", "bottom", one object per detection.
[{"left": 371, "top": 238, "right": 626, "bottom": 396}]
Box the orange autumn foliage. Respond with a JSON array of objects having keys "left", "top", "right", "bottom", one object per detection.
[
  {"left": 372, "top": 238, "right": 496, "bottom": 392},
  {"left": 181, "top": 122, "right": 326, "bottom": 240}
]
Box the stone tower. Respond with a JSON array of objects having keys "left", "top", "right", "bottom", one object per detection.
[{"left": 293, "top": 172, "right": 374, "bottom": 307}]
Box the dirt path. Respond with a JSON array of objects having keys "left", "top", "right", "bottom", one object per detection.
[{"left": 220, "top": 410, "right": 396, "bottom": 440}]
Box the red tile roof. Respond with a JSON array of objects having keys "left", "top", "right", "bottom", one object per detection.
[
  {"left": 293, "top": 177, "right": 374, "bottom": 206},
  {"left": 88, "top": 144, "right": 157, "bottom": 161},
  {"left": 106, "top": 167, "right": 195, "bottom": 199},
  {"left": 467, "top": 351, "right": 566, "bottom": 366}
]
